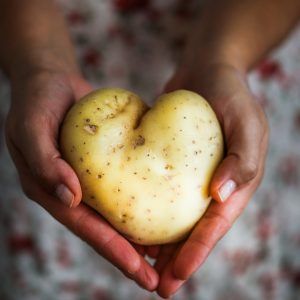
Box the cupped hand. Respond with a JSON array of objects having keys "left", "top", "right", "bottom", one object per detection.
[
  {"left": 155, "top": 64, "right": 269, "bottom": 298},
  {"left": 5, "top": 69, "right": 159, "bottom": 291}
]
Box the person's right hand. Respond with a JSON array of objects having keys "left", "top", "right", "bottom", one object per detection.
[{"left": 5, "top": 69, "right": 159, "bottom": 291}]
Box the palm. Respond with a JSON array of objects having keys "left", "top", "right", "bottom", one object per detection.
[{"left": 153, "top": 65, "right": 269, "bottom": 298}]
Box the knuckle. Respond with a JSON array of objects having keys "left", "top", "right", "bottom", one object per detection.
[
  {"left": 242, "top": 160, "right": 259, "bottom": 182},
  {"left": 73, "top": 210, "right": 94, "bottom": 239},
  {"left": 24, "top": 113, "right": 51, "bottom": 133},
  {"left": 189, "top": 235, "right": 211, "bottom": 251},
  {"left": 31, "top": 164, "right": 49, "bottom": 183},
  {"left": 204, "top": 211, "right": 232, "bottom": 236},
  {"left": 189, "top": 211, "right": 232, "bottom": 251}
]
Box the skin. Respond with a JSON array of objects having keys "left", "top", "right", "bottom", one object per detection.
[
  {"left": 0, "top": 0, "right": 158, "bottom": 292},
  {"left": 0, "top": 0, "right": 300, "bottom": 298},
  {"left": 153, "top": 0, "right": 300, "bottom": 297}
]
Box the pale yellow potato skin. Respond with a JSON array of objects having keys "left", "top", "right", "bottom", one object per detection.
[{"left": 60, "top": 88, "right": 223, "bottom": 245}]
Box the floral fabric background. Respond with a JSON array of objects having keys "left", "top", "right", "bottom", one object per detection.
[{"left": 0, "top": 1, "right": 300, "bottom": 299}]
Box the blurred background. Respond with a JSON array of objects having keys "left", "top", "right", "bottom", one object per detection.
[{"left": 0, "top": 0, "right": 300, "bottom": 299}]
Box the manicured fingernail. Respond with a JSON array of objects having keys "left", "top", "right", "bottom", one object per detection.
[
  {"left": 55, "top": 184, "right": 74, "bottom": 207},
  {"left": 218, "top": 180, "right": 237, "bottom": 202}
]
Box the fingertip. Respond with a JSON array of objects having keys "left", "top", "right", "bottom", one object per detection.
[
  {"left": 210, "top": 183, "right": 223, "bottom": 203},
  {"left": 157, "top": 261, "right": 185, "bottom": 299},
  {"left": 132, "top": 257, "right": 159, "bottom": 291},
  {"left": 210, "top": 156, "right": 239, "bottom": 203},
  {"left": 55, "top": 158, "right": 82, "bottom": 207},
  {"left": 210, "top": 176, "right": 237, "bottom": 204},
  {"left": 127, "top": 254, "right": 141, "bottom": 275},
  {"left": 172, "top": 256, "right": 190, "bottom": 281}
]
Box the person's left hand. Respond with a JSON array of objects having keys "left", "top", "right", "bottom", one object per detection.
[{"left": 153, "top": 63, "right": 269, "bottom": 298}]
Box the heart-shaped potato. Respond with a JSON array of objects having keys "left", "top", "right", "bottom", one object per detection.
[{"left": 60, "top": 88, "right": 223, "bottom": 245}]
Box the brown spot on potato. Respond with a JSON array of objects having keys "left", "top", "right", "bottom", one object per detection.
[
  {"left": 165, "top": 164, "right": 174, "bottom": 170},
  {"left": 83, "top": 124, "right": 98, "bottom": 135},
  {"left": 133, "top": 135, "right": 145, "bottom": 148}
]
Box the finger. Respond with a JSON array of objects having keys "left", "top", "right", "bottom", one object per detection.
[
  {"left": 146, "top": 245, "right": 161, "bottom": 258},
  {"left": 157, "top": 258, "right": 185, "bottom": 299},
  {"left": 132, "top": 243, "right": 146, "bottom": 257},
  {"left": 210, "top": 101, "right": 269, "bottom": 203},
  {"left": 7, "top": 143, "right": 159, "bottom": 291},
  {"left": 124, "top": 257, "right": 159, "bottom": 291},
  {"left": 69, "top": 75, "right": 93, "bottom": 99},
  {"left": 154, "top": 244, "right": 177, "bottom": 274},
  {"left": 18, "top": 119, "right": 82, "bottom": 207},
  {"left": 173, "top": 162, "right": 264, "bottom": 281},
  {"left": 9, "top": 76, "right": 93, "bottom": 208}
]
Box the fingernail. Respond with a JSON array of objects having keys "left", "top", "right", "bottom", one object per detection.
[
  {"left": 55, "top": 184, "right": 74, "bottom": 207},
  {"left": 218, "top": 180, "right": 237, "bottom": 202}
]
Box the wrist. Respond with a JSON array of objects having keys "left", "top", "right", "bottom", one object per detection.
[
  {"left": 8, "top": 47, "right": 80, "bottom": 83},
  {"left": 182, "top": 37, "right": 248, "bottom": 76}
]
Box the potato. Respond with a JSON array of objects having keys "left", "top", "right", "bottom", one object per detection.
[{"left": 60, "top": 88, "right": 223, "bottom": 245}]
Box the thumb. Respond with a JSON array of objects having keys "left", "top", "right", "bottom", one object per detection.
[
  {"left": 210, "top": 109, "right": 268, "bottom": 203},
  {"left": 19, "top": 114, "right": 82, "bottom": 207}
]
